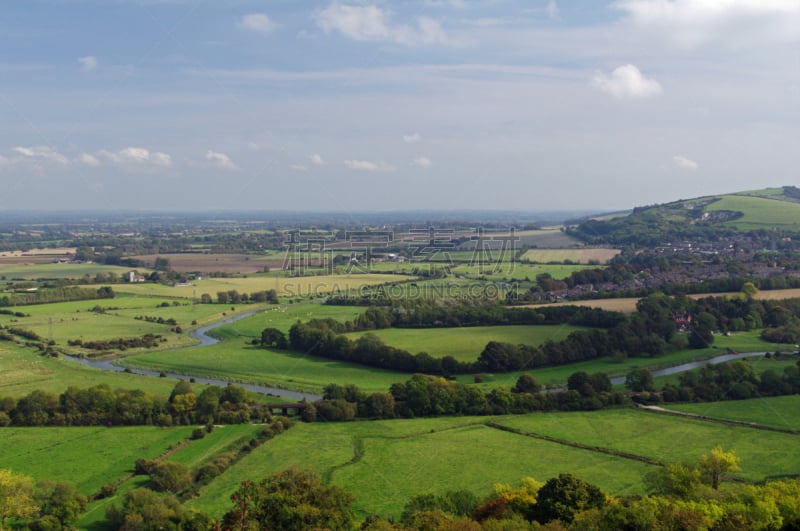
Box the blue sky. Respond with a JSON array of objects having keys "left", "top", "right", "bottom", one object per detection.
[{"left": 1, "top": 0, "right": 798, "bottom": 211}]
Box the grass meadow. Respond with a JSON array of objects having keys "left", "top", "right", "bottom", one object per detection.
[
  {"left": 665, "top": 395, "right": 800, "bottom": 431},
  {"left": 0, "top": 262, "right": 141, "bottom": 281},
  {"left": 0, "top": 341, "right": 210, "bottom": 398},
  {"left": 0, "top": 426, "right": 193, "bottom": 495},
  {"left": 706, "top": 195, "right": 800, "bottom": 230},
  {"left": 0, "top": 294, "right": 265, "bottom": 354},
  {"left": 493, "top": 408, "right": 800, "bottom": 483},
  {"left": 187, "top": 416, "right": 655, "bottom": 520},
  {"left": 346, "top": 324, "right": 588, "bottom": 362},
  {"left": 120, "top": 342, "right": 409, "bottom": 394},
  {"left": 122, "top": 312, "right": 789, "bottom": 394},
  {"left": 22, "top": 424, "right": 260, "bottom": 529}
]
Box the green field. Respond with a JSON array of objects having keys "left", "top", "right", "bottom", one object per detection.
[
  {"left": 0, "top": 262, "right": 144, "bottom": 281},
  {"left": 450, "top": 262, "right": 597, "bottom": 281},
  {"left": 78, "top": 425, "right": 261, "bottom": 529},
  {"left": 493, "top": 409, "right": 800, "bottom": 483},
  {"left": 207, "top": 301, "right": 366, "bottom": 337},
  {"left": 347, "top": 325, "right": 587, "bottom": 362},
  {"left": 187, "top": 416, "right": 654, "bottom": 520},
  {"left": 0, "top": 294, "right": 265, "bottom": 354},
  {"left": 120, "top": 341, "right": 409, "bottom": 395},
  {"left": 0, "top": 426, "right": 192, "bottom": 495},
  {"left": 665, "top": 395, "right": 800, "bottom": 431},
  {"left": 165, "top": 424, "right": 262, "bottom": 468},
  {"left": 706, "top": 195, "right": 800, "bottom": 230},
  {"left": 0, "top": 341, "right": 211, "bottom": 398},
  {"left": 121, "top": 312, "right": 791, "bottom": 394}
]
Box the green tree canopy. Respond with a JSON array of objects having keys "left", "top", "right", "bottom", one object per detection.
[
  {"left": 0, "top": 469, "right": 38, "bottom": 529},
  {"left": 221, "top": 468, "right": 354, "bottom": 530}
]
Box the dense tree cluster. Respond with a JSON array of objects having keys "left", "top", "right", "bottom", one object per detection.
[
  {"left": 67, "top": 333, "right": 165, "bottom": 351},
  {"left": 220, "top": 468, "right": 355, "bottom": 530},
  {"left": 308, "top": 374, "right": 625, "bottom": 422},
  {"left": 0, "top": 470, "right": 87, "bottom": 530},
  {"left": 327, "top": 300, "right": 625, "bottom": 330},
  {"left": 134, "top": 314, "right": 178, "bottom": 325},
  {"left": 288, "top": 294, "right": 710, "bottom": 375},
  {"left": 285, "top": 304, "right": 631, "bottom": 375},
  {"left": 202, "top": 289, "right": 279, "bottom": 305},
  {"left": 0, "top": 286, "right": 114, "bottom": 307},
  {"left": 659, "top": 359, "right": 800, "bottom": 403},
  {"left": 0, "top": 382, "right": 255, "bottom": 427}
]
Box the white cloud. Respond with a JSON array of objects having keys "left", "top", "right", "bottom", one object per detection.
[
  {"left": 290, "top": 164, "right": 308, "bottom": 172},
  {"left": 412, "top": 156, "right": 432, "bottom": 168},
  {"left": 344, "top": 159, "right": 393, "bottom": 172},
  {"left": 247, "top": 141, "right": 260, "bottom": 151},
  {"left": 239, "top": 13, "right": 276, "bottom": 33},
  {"left": 13, "top": 146, "right": 69, "bottom": 165},
  {"left": 672, "top": 155, "right": 699, "bottom": 171},
  {"left": 99, "top": 147, "right": 172, "bottom": 168},
  {"left": 78, "top": 56, "right": 97, "bottom": 72},
  {"left": 206, "top": 150, "right": 238, "bottom": 170},
  {"left": 310, "top": 153, "right": 324, "bottom": 165},
  {"left": 615, "top": 0, "right": 800, "bottom": 48},
  {"left": 78, "top": 153, "right": 100, "bottom": 166},
  {"left": 345, "top": 159, "right": 379, "bottom": 171},
  {"left": 546, "top": 0, "right": 560, "bottom": 20},
  {"left": 591, "top": 64, "right": 662, "bottom": 99},
  {"left": 403, "top": 133, "right": 421, "bottom": 143},
  {"left": 424, "top": 0, "right": 467, "bottom": 7},
  {"left": 315, "top": 3, "right": 447, "bottom": 46}
]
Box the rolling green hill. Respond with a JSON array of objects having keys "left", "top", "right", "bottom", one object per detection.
[{"left": 571, "top": 186, "right": 800, "bottom": 245}]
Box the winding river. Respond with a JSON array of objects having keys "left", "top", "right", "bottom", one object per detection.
[
  {"left": 64, "top": 311, "right": 767, "bottom": 400},
  {"left": 63, "top": 311, "right": 321, "bottom": 401},
  {"left": 608, "top": 351, "right": 767, "bottom": 386}
]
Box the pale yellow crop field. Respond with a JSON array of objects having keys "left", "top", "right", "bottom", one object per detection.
[
  {"left": 113, "top": 273, "right": 409, "bottom": 299},
  {"left": 522, "top": 288, "right": 800, "bottom": 313},
  {"left": 520, "top": 248, "right": 620, "bottom": 264}
]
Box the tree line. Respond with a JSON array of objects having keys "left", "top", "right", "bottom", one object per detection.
[
  {"left": 198, "top": 289, "right": 278, "bottom": 304},
  {"left": 304, "top": 372, "right": 624, "bottom": 422},
  {"left": 0, "top": 286, "right": 114, "bottom": 307},
  {"left": 0, "top": 382, "right": 260, "bottom": 427},
  {"left": 275, "top": 292, "right": 800, "bottom": 377},
  {"left": 282, "top": 304, "right": 628, "bottom": 375}
]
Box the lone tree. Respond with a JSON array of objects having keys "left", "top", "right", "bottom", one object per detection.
[
  {"left": 512, "top": 374, "right": 542, "bottom": 394},
  {"left": 533, "top": 473, "right": 605, "bottom": 524},
  {"left": 261, "top": 327, "right": 288, "bottom": 349},
  {"left": 700, "top": 446, "right": 740, "bottom": 490},
  {"left": 625, "top": 367, "right": 655, "bottom": 392}
]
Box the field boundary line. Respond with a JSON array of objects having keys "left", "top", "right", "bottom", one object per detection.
[
  {"left": 322, "top": 421, "right": 487, "bottom": 484},
  {"left": 88, "top": 437, "right": 193, "bottom": 501},
  {"left": 485, "top": 421, "right": 665, "bottom": 467},
  {"left": 636, "top": 404, "right": 800, "bottom": 435},
  {"left": 322, "top": 436, "right": 365, "bottom": 484},
  {"left": 373, "top": 420, "right": 488, "bottom": 440}
]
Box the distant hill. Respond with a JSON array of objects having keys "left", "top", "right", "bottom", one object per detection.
[{"left": 569, "top": 186, "right": 800, "bottom": 246}]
